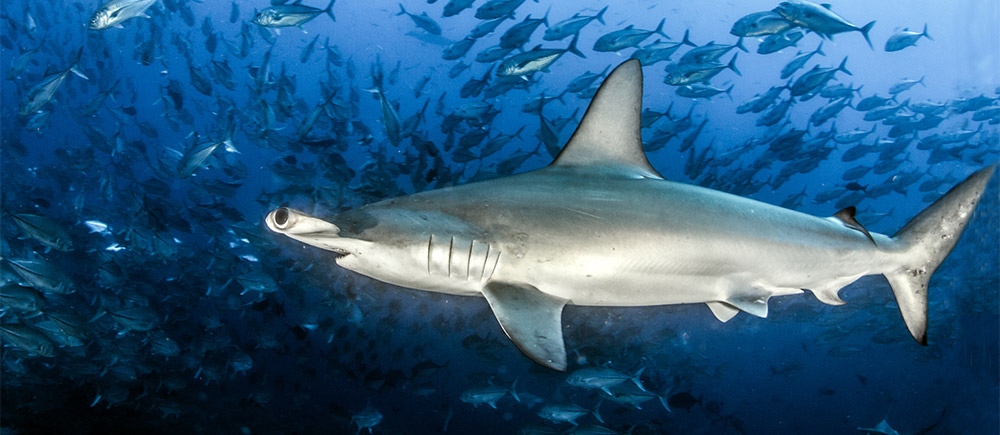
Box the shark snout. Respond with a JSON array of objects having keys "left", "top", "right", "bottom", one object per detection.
[{"left": 265, "top": 207, "right": 341, "bottom": 235}]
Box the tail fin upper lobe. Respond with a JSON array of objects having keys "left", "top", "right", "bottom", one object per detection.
[{"left": 887, "top": 164, "right": 995, "bottom": 344}]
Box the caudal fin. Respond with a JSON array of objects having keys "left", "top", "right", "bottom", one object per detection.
[{"left": 887, "top": 165, "right": 995, "bottom": 344}]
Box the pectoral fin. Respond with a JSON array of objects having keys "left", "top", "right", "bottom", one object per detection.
[{"left": 482, "top": 282, "right": 568, "bottom": 371}]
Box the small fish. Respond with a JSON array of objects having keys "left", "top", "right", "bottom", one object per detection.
[
  {"left": 18, "top": 49, "right": 88, "bottom": 117},
  {"left": 475, "top": 0, "right": 526, "bottom": 20},
  {"left": 593, "top": 18, "right": 668, "bottom": 52},
  {"left": 567, "top": 366, "right": 646, "bottom": 395},
  {"left": 460, "top": 380, "right": 520, "bottom": 408},
  {"left": 664, "top": 54, "right": 740, "bottom": 86},
  {"left": 773, "top": 0, "right": 875, "bottom": 49},
  {"left": 8, "top": 212, "right": 73, "bottom": 251},
  {"left": 676, "top": 83, "right": 734, "bottom": 100},
  {"left": 629, "top": 31, "right": 696, "bottom": 66},
  {"left": 442, "top": 0, "right": 475, "bottom": 18},
  {"left": 106, "top": 306, "right": 158, "bottom": 332},
  {"left": 889, "top": 77, "right": 925, "bottom": 95},
  {"left": 5, "top": 258, "right": 74, "bottom": 295},
  {"left": 88, "top": 0, "right": 158, "bottom": 30},
  {"left": 544, "top": 6, "right": 607, "bottom": 41},
  {"left": 498, "top": 34, "right": 585, "bottom": 77},
  {"left": 730, "top": 11, "right": 794, "bottom": 37},
  {"left": 0, "top": 323, "right": 56, "bottom": 357},
  {"left": 885, "top": 24, "right": 932, "bottom": 52},
  {"left": 252, "top": 0, "right": 335, "bottom": 27},
  {"left": 397, "top": 3, "right": 441, "bottom": 35},
  {"left": 857, "top": 418, "right": 901, "bottom": 435},
  {"left": 351, "top": 401, "right": 383, "bottom": 434},
  {"left": 538, "top": 402, "right": 603, "bottom": 425},
  {"left": 757, "top": 28, "right": 806, "bottom": 55}
]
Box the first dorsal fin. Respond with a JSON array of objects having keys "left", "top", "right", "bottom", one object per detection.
[{"left": 552, "top": 60, "right": 662, "bottom": 179}]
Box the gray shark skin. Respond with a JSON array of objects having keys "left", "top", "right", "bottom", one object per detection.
[{"left": 266, "top": 60, "right": 995, "bottom": 371}]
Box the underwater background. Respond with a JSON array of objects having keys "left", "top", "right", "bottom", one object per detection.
[{"left": 1, "top": 0, "right": 998, "bottom": 433}]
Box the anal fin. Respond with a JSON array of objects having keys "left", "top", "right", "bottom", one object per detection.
[
  {"left": 722, "top": 284, "right": 802, "bottom": 318},
  {"left": 707, "top": 301, "right": 739, "bottom": 322},
  {"left": 482, "top": 282, "right": 568, "bottom": 371}
]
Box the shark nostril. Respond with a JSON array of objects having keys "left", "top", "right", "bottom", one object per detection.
[{"left": 274, "top": 208, "right": 290, "bottom": 227}]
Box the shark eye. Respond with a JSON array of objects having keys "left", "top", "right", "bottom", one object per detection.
[{"left": 273, "top": 208, "right": 290, "bottom": 227}]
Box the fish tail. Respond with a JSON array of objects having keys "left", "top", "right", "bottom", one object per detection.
[
  {"left": 922, "top": 23, "right": 932, "bottom": 41},
  {"left": 658, "top": 394, "right": 672, "bottom": 412},
  {"left": 734, "top": 36, "right": 747, "bottom": 53},
  {"left": 631, "top": 366, "right": 647, "bottom": 391},
  {"left": 860, "top": 20, "right": 875, "bottom": 50},
  {"left": 566, "top": 33, "right": 585, "bottom": 58},
  {"left": 653, "top": 18, "right": 668, "bottom": 39},
  {"left": 396, "top": 3, "right": 406, "bottom": 16},
  {"left": 325, "top": 0, "right": 336, "bottom": 21},
  {"left": 886, "top": 164, "right": 995, "bottom": 345},
  {"left": 69, "top": 47, "right": 89, "bottom": 80},
  {"left": 594, "top": 6, "right": 607, "bottom": 25},
  {"left": 509, "top": 378, "right": 520, "bottom": 403},
  {"left": 727, "top": 52, "right": 741, "bottom": 76},
  {"left": 837, "top": 57, "right": 852, "bottom": 76},
  {"left": 593, "top": 399, "right": 604, "bottom": 424},
  {"left": 680, "top": 28, "right": 696, "bottom": 47},
  {"left": 814, "top": 41, "right": 825, "bottom": 57}
]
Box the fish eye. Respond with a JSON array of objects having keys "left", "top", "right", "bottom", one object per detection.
[{"left": 274, "top": 208, "right": 290, "bottom": 227}]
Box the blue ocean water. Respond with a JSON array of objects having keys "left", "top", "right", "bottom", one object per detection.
[{"left": 1, "top": 0, "right": 998, "bottom": 433}]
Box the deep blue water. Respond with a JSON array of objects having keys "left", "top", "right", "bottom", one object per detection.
[{"left": 1, "top": 0, "right": 998, "bottom": 433}]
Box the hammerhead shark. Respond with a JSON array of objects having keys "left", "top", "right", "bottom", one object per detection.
[{"left": 267, "top": 60, "right": 994, "bottom": 371}]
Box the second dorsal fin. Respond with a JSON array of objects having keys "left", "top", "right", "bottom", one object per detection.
[{"left": 832, "top": 206, "right": 876, "bottom": 245}]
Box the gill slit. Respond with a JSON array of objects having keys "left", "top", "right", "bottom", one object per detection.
[
  {"left": 426, "top": 234, "right": 433, "bottom": 275},
  {"left": 488, "top": 251, "right": 501, "bottom": 281},
  {"left": 481, "top": 243, "right": 491, "bottom": 282},
  {"left": 467, "top": 240, "right": 475, "bottom": 282},
  {"left": 447, "top": 236, "right": 454, "bottom": 278}
]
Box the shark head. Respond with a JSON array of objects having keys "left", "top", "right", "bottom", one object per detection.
[{"left": 266, "top": 205, "right": 488, "bottom": 295}]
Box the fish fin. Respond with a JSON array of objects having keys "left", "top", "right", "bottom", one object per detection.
[
  {"left": 482, "top": 282, "right": 568, "bottom": 371},
  {"left": 807, "top": 275, "right": 859, "bottom": 306},
  {"left": 593, "top": 399, "right": 604, "bottom": 424},
  {"left": 831, "top": 206, "right": 876, "bottom": 245},
  {"left": 888, "top": 164, "right": 995, "bottom": 345},
  {"left": 552, "top": 60, "right": 662, "bottom": 179},
  {"left": 820, "top": 3, "right": 832, "bottom": 9},
  {"left": 860, "top": 21, "right": 875, "bottom": 50},
  {"left": 565, "top": 33, "right": 585, "bottom": 58},
  {"left": 70, "top": 65, "right": 89, "bottom": 80},
  {"left": 724, "top": 289, "right": 771, "bottom": 318},
  {"left": 837, "top": 56, "right": 852, "bottom": 76},
  {"left": 594, "top": 6, "right": 607, "bottom": 25},
  {"left": 653, "top": 18, "right": 668, "bottom": 39},
  {"left": 706, "top": 301, "right": 739, "bottom": 322},
  {"left": 681, "top": 29, "right": 696, "bottom": 47},
  {"left": 727, "top": 53, "right": 741, "bottom": 76}
]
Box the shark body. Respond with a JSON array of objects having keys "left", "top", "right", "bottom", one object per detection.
[{"left": 267, "top": 60, "right": 994, "bottom": 370}]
